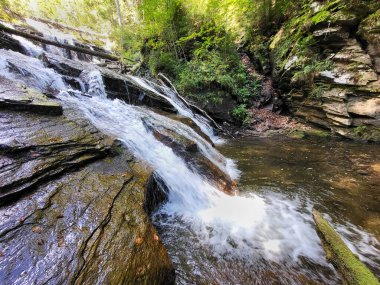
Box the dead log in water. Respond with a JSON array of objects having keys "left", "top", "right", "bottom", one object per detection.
[{"left": 312, "top": 209, "right": 379, "bottom": 285}]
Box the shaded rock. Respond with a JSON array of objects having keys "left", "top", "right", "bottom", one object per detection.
[
  {"left": 0, "top": 76, "right": 62, "bottom": 115},
  {"left": 0, "top": 32, "right": 23, "bottom": 53},
  {"left": 313, "top": 27, "right": 350, "bottom": 48},
  {"left": 203, "top": 95, "right": 237, "bottom": 123},
  {"left": 358, "top": 9, "right": 380, "bottom": 73},
  {"left": 144, "top": 172, "right": 169, "bottom": 216},
  {"left": 42, "top": 53, "right": 176, "bottom": 112}
]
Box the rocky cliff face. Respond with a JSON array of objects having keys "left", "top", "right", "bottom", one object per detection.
[{"left": 266, "top": 1, "right": 380, "bottom": 141}]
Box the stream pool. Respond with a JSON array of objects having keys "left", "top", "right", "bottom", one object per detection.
[{"left": 154, "top": 136, "right": 380, "bottom": 285}]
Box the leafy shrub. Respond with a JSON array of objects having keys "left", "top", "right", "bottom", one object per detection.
[
  {"left": 231, "top": 104, "right": 251, "bottom": 125},
  {"left": 147, "top": 50, "right": 183, "bottom": 78}
]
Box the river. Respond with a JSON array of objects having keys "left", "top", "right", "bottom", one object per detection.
[{"left": 154, "top": 136, "right": 380, "bottom": 284}]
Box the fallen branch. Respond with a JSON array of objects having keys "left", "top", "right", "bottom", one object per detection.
[
  {"left": 0, "top": 23, "right": 134, "bottom": 62},
  {"left": 312, "top": 209, "right": 379, "bottom": 285}
]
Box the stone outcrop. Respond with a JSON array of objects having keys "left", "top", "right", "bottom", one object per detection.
[
  {"left": 0, "top": 79, "right": 175, "bottom": 284},
  {"left": 141, "top": 115, "right": 236, "bottom": 193},
  {"left": 0, "top": 77, "right": 62, "bottom": 115},
  {"left": 269, "top": 1, "right": 380, "bottom": 141},
  {"left": 41, "top": 53, "right": 177, "bottom": 113}
]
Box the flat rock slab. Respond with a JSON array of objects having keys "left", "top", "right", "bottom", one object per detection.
[{"left": 0, "top": 76, "right": 62, "bottom": 115}]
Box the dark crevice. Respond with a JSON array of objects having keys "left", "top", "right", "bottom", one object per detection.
[
  {"left": 71, "top": 176, "right": 134, "bottom": 285},
  {"left": 144, "top": 172, "right": 169, "bottom": 216}
]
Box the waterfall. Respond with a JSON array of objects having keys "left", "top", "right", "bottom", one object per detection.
[
  {"left": 0, "top": 49, "right": 66, "bottom": 92},
  {"left": 58, "top": 75, "right": 326, "bottom": 266},
  {"left": 1, "top": 36, "right": 378, "bottom": 283}
]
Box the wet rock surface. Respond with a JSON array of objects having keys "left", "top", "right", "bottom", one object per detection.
[
  {"left": 142, "top": 118, "right": 236, "bottom": 193},
  {"left": 42, "top": 53, "right": 176, "bottom": 112},
  {"left": 0, "top": 76, "right": 62, "bottom": 115},
  {"left": 0, "top": 81, "right": 175, "bottom": 284}
]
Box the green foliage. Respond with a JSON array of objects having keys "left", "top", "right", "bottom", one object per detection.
[
  {"left": 177, "top": 50, "right": 259, "bottom": 104},
  {"left": 231, "top": 104, "right": 251, "bottom": 125},
  {"left": 309, "top": 84, "right": 330, "bottom": 100},
  {"left": 148, "top": 50, "right": 183, "bottom": 78},
  {"left": 292, "top": 59, "right": 332, "bottom": 85}
]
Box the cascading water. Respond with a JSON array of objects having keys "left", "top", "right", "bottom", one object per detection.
[
  {"left": 126, "top": 75, "right": 223, "bottom": 144},
  {"left": 57, "top": 72, "right": 378, "bottom": 284},
  {"left": 1, "top": 34, "right": 379, "bottom": 284},
  {"left": 0, "top": 49, "right": 66, "bottom": 92}
]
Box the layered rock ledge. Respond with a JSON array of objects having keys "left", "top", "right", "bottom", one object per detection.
[
  {"left": 0, "top": 80, "right": 175, "bottom": 284},
  {"left": 265, "top": 3, "right": 380, "bottom": 141}
]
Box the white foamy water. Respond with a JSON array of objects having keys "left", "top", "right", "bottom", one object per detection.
[
  {"left": 58, "top": 86, "right": 326, "bottom": 266},
  {"left": 11, "top": 35, "right": 44, "bottom": 58},
  {"left": 0, "top": 49, "right": 66, "bottom": 92}
]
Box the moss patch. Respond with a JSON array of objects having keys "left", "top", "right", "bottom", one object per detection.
[{"left": 313, "top": 209, "right": 380, "bottom": 285}]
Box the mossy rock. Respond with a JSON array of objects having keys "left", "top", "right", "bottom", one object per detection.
[
  {"left": 313, "top": 209, "right": 380, "bottom": 285},
  {"left": 349, "top": 126, "right": 380, "bottom": 142},
  {"left": 287, "top": 129, "right": 307, "bottom": 139}
]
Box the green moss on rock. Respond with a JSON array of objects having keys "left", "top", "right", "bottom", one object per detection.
[{"left": 313, "top": 209, "right": 380, "bottom": 285}]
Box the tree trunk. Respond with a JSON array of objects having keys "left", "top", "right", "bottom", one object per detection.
[
  {"left": 115, "top": 0, "right": 122, "bottom": 26},
  {"left": 0, "top": 23, "right": 135, "bottom": 62}
]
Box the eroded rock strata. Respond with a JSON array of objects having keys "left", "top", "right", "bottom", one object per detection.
[
  {"left": 0, "top": 79, "right": 175, "bottom": 284},
  {"left": 266, "top": 4, "right": 380, "bottom": 141}
]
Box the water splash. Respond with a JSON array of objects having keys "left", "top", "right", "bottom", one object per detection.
[
  {"left": 80, "top": 69, "right": 107, "bottom": 98},
  {"left": 11, "top": 35, "right": 44, "bottom": 58}
]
